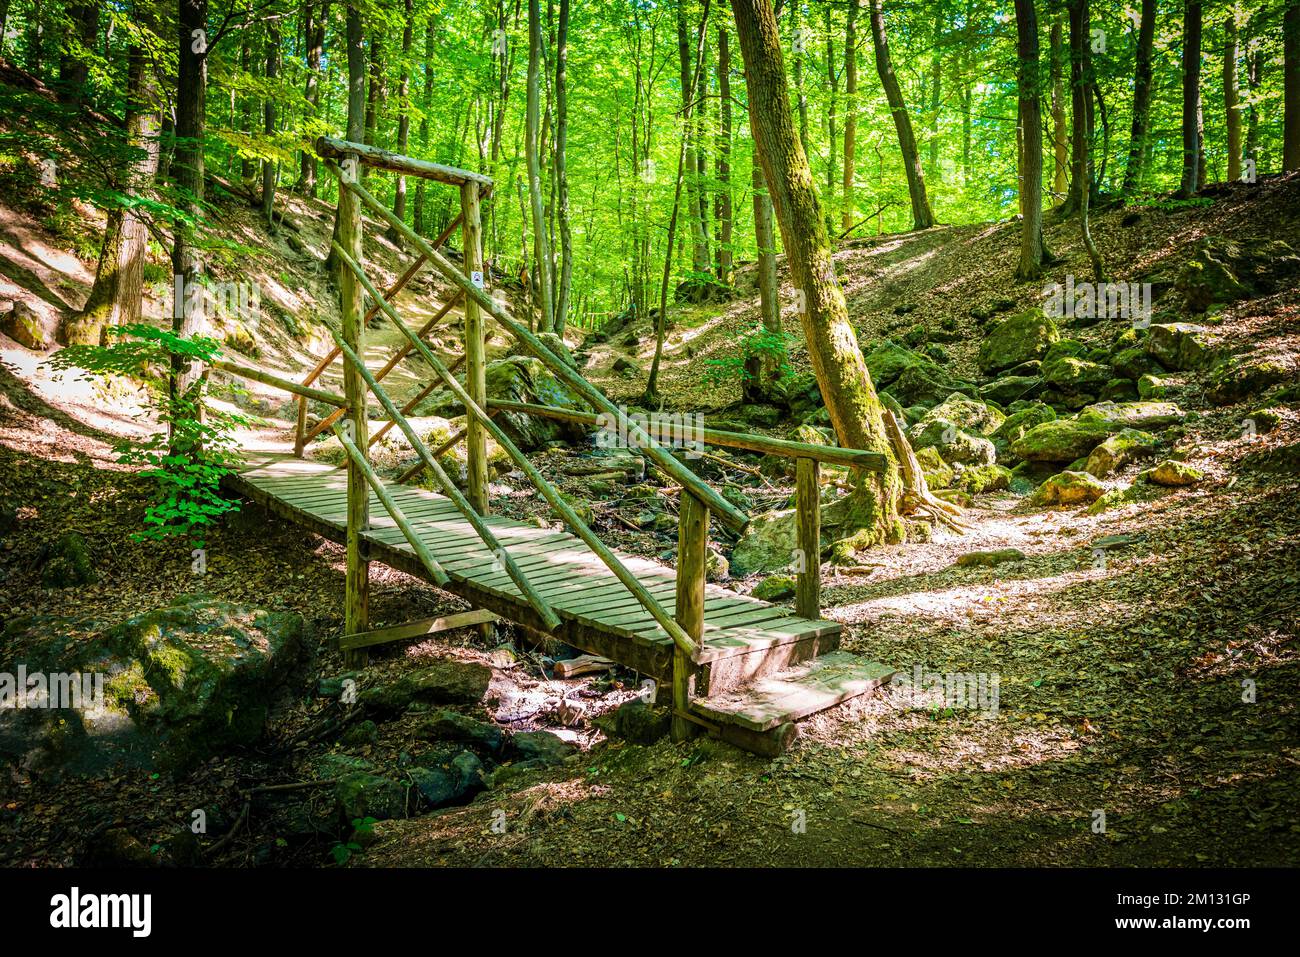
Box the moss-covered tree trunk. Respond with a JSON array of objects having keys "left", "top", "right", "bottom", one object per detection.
[
  {"left": 730, "top": 0, "right": 902, "bottom": 545},
  {"left": 1014, "top": 0, "right": 1045, "bottom": 281}
]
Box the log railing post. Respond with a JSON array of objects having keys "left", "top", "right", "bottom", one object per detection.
[
  {"left": 795, "top": 456, "right": 821, "bottom": 619},
  {"left": 672, "top": 491, "right": 709, "bottom": 741},
  {"left": 339, "top": 153, "right": 370, "bottom": 668},
  {"left": 461, "top": 179, "right": 488, "bottom": 514}
]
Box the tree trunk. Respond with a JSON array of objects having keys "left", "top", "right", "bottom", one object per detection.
[
  {"left": 715, "top": 25, "right": 734, "bottom": 283},
  {"left": 327, "top": 4, "right": 367, "bottom": 284},
  {"left": 262, "top": 22, "right": 280, "bottom": 229},
  {"left": 868, "top": 0, "right": 935, "bottom": 230},
  {"left": 414, "top": 13, "right": 435, "bottom": 235},
  {"left": 1286, "top": 0, "right": 1300, "bottom": 171},
  {"left": 1014, "top": 0, "right": 1045, "bottom": 281},
  {"left": 841, "top": 0, "right": 858, "bottom": 233},
  {"left": 57, "top": 3, "right": 97, "bottom": 108},
  {"left": 555, "top": 0, "right": 573, "bottom": 332},
  {"left": 1225, "top": 11, "right": 1241, "bottom": 182},
  {"left": 386, "top": 0, "right": 413, "bottom": 242},
  {"left": 1050, "top": 16, "right": 1068, "bottom": 199},
  {"left": 792, "top": 4, "right": 810, "bottom": 158},
  {"left": 1178, "top": 0, "right": 1203, "bottom": 197},
  {"left": 730, "top": 0, "right": 902, "bottom": 546},
  {"left": 526, "top": 0, "right": 555, "bottom": 332},
  {"left": 925, "top": 9, "right": 943, "bottom": 181},
  {"left": 678, "top": 0, "right": 711, "bottom": 279},
  {"left": 743, "top": 153, "right": 783, "bottom": 403},
  {"left": 825, "top": 5, "right": 837, "bottom": 203},
  {"left": 60, "top": 47, "right": 161, "bottom": 344},
  {"left": 172, "top": 0, "right": 208, "bottom": 417},
  {"left": 298, "top": 1, "right": 327, "bottom": 196},
  {"left": 1070, "top": 0, "right": 1104, "bottom": 280},
  {"left": 1120, "top": 0, "right": 1155, "bottom": 195}
]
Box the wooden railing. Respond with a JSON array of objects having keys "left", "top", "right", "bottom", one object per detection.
[{"left": 212, "top": 138, "right": 883, "bottom": 740}]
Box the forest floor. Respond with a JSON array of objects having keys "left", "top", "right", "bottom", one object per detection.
[{"left": 1, "top": 175, "right": 1297, "bottom": 867}]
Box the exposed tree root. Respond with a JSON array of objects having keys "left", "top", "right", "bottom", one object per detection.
[{"left": 882, "top": 408, "right": 970, "bottom": 534}]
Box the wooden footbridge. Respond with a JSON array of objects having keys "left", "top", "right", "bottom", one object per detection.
[{"left": 214, "top": 138, "right": 896, "bottom": 754}]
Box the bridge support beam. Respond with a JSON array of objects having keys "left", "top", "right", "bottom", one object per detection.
[
  {"left": 672, "top": 491, "right": 709, "bottom": 741},
  {"left": 339, "top": 153, "right": 370, "bottom": 667},
  {"left": 462, "top": 180, "right": 489, "bottom": 517}
]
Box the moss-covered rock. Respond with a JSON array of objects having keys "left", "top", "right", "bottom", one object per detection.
[
  {"left": 915, "top": 392, "right": 1005, "bottom": 436},
  {"left": 1012, "top": 417, "right": 1117, "bottom": 462},
  {"left": 954, "top": 463, "right": 1014, "bottom": 494},
  {"left": 955, "top": 547, "right": 1026, "bottom": 568},
  {"left": 1205, "top": 354, "right": 1295, "bottom": 406},
  {"left": 359, "top": 659, "right": 492, "bottom": 716},
  {"left": 991, "top": 401, "right": 1057, "bottom": 451},
  {"left": 1111, "top": 346, "right": 1161, "bottom": 381},
  {"left": 40, "top": 532, "right": 97, "bottom": 588},
  {"left": 1142, "top": 460, "right": 1204, "bottom": 487},
  {"left": 335, "top": 772, "right": 407, "bottom": 822},
  {"left": 2, "top": 301, "right": 47, "bottom": 350},
  {"left": 1078, "top": 400, "right": 1186, "bottom": 430},
  {"left": 915, "top": 445, "right": 953, "bottom": 489},
  {"left": 1042, "top": 356, "right": 1114, "bottom": 395},
  {"left": 1084, "top": 428, "right": 1161, "bottom": 478},
  {"left": 1137, "top": 374, "right": 1174, "bottom": 400},
  {"left": 977, "top": 308, "right": 1061, "bottom": 375},
  {"left": 910, "top": 420, "right": 996, "bottom": 466},
  {"left": 1145, "top": 322, "right": 1218, "bottom": 371},
  {"left": 1243, "top": 408, "right": 1282, "bottom": 435},
  {"left": 752, "top": 575, "right": 797, "bottom": 601},
  {"left": 1030, "top": 470, "right": 1106, "bottom": 507},
  {"left": 978, "top": 374, "right": 1044, "bottom": 406},
  {"left": 1174, "top": 237, "right": 1300, "bottom": 311}
]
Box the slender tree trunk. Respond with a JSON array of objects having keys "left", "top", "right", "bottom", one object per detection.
[
  {"left": 1121, "top": 0, "right": 1155, "bottom": 196},
  {"left": 792, "top": 4, "right": 810, "bottom": 158},
  {"left": 414, "top": 13, "right": 434, "bottom": 235},
  {"left": 743, "top": 153, "right": 783, "bottom": 402},
  {"left": 387, "top": 0, "right": 413, "bottom": 241},
  {"left": 526, "top": 0, "right": 555, "bottom": 331},
  {"left": 716, "top": 25, "right": 734, "bottom": 283},
  {"left": 868, "top": 0, "right": 935, "bottom": 230},
  {"left": 644, "top": 0, "right": 711, "bottom": 405},
  {"left": 554, "top": 0, "right": 573, "bottom": 332},
  {"left": 1070, "top": 0, "right": 1104, "bottom": 280},
  {"left": 262, "top": 22, "right": 280, "bottom": 229},
  {"left": 239, "top": 36, "right": 255, "bottom": 181},
  {"left": 730, "top": 0, "right": 902, "bottom": 545},
  {"left": 60, "top": 47, "right": 161, "bottom": 345},
  {"left": 171, "top": 0, "right": 208, "bottom": 431},
  {"left": 57, "top": 3, "right": 97, "bottom": 108},
  {"left": 1285, "top": 0, "right": 1300, "bottom": 170},
  {"left": 298, "top": 1, "right": 327, "bottom": 196},
  {"left": 1050, "top": 16, "right": 1068, "bottom": 200},
  {"left": 926, "top": 8, "right": 943, "bottom": 180},
  {"left": 1178, "top": 0, "right": 1203, "bottom": 196},
  {"left": 327, "top": 4, "right": 367, "bottom": 283},
  {"left": 825, "top": 5, "right": 837, "bottom": 202},
  {"left": 1245, "top": 37, "right": 1261, "bottom": 169},
  {"left": 841, "top": 0, "right": 859, "bottom": 233},
  {"left": 679, "top": 0, "right": 710, "bottom": 279},
  {"left": 1225, "top": 11, "right": 1242, "bottom": 182},
  {"left": 1014, "top": 0, "right": 1045, "bottom": 281}
]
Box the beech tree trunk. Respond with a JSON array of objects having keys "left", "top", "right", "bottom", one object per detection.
[
  {"left": 1050, "top": 17, "right": 1068, "bottom": 200},
  {"left": 1225, "top": 12, "right": 1241, "bottom": 182},
  {"left": 867, "top": 0, "right": 935, "bottom": 230},
  {"left": 743, "top": 150, "right": 782, "bottom": 402},
  {"left": 261, "top": 22, "right": 280, "bottom": 229},
  {"left": 1285, "top": 0, "right": 1300, "bottom": 171},
  {"left": 730, "top": 0, "right": 902, "bottom": 545},
  {"left": 841, "top": 0, "right": 858, "bottom": 233},
  {"left": 1014, "top": 0, "right": 1045, "bottom": 281},
  {"left": 1121, "top": 0, "right": 1155, "bottom": 195},
  {"left": 386, "top": 0, "right": 413, "bottom": 242},
  {"left": 172, "top": 0, "right": 209, "bottom": 411},
  {"left": 526, "top": 0, "right": 555, "bottom": 332},
  {"left": 1178, "top": 0, "right": 1203, "bottom": 196},
  {"left": 60, "top": 48, "right": 160, "bottom": 345},
  {"left": 298, "top": 0, "right": 327, "bottom": 195},
  {"left": 555, "top": 0, "right": 573, "bottom": 332},
  {"left": 327, "top": 3, "right": 366, "bottom": 284},
  {"left": 1070, "top": 0, "right": 1104, "bottom": 280},
  {"left": 715, "top": 25, "right": 734, "bottom": 283}
]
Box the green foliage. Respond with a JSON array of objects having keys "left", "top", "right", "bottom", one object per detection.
[
  {"left": 45, "top": 324, "right": 247, "bottom": 546},
  {"left": 703, "top": 325, "right": 795, "bottom": 386},
  {"left": 330, "top": 817, "right": 378, "bottom": 865}
]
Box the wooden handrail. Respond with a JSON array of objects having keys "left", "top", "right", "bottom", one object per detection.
[
  {"left": 210, "top": 357, "right": 348, "bottom": 407},
  {"left": 298, "top": 289, "right": 465, "bottom": 450},
  {"left": 330, "top": 329, "right": 564, "bottom": 632},
  {"left": 327, "top": 163, "right": 750, "bottom": 534},
  {"left": 332, "top": 239, "right": 701, "bottom": 661},
  {"left": 294, "top": 212, "right": 471, "bottom": 455},
  {"left": 485, "top": 399, "right": 889, "bottom": 470},
  {"left": 330, "top": 422, "right": 451, "bottom": 586},
  {"left": 317, "top": 136, "right": 494, "bottom": 188}
]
